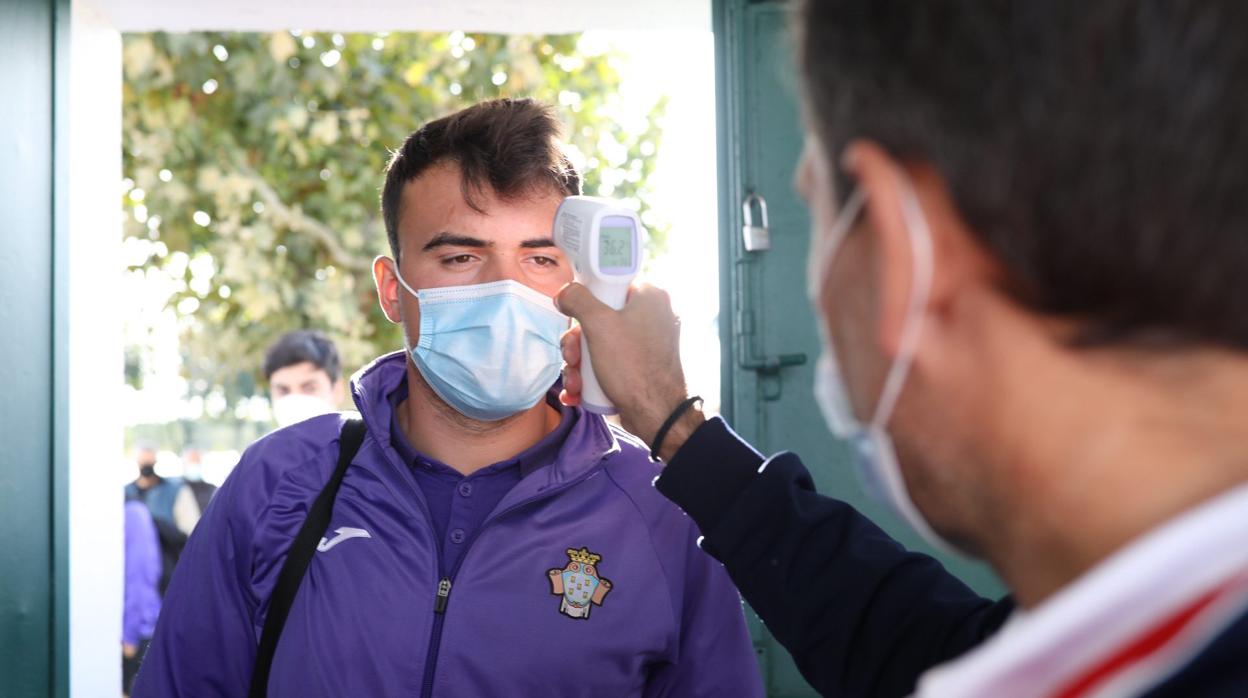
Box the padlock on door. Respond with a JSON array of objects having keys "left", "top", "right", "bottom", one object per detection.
[{"left": 741, "top": 193, "right": 771, "bottom": 252}]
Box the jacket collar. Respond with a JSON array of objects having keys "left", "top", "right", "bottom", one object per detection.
[
  {"left": 916, "top": 481, "right": 1248, "bottom": 697},
  {"left": 350, "top": 351, "right": 619, "bottom": 496}
]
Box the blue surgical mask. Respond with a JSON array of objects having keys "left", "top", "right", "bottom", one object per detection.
[
  {"left": 393, "top": 274, "right": 568, "bottom": 422},
  {"left": 808, "top": 175, "right": 959, "bottom": 555}
]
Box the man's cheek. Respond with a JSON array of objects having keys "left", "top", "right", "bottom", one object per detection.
[{"left": 534, "top": 269, "right": 575, "bottom": 298}]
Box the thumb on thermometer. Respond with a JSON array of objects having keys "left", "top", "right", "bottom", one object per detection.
[
  {"left": 556, "top": 282, "right": 613, "bottom": 409},
  {"left": 555, "top": 282, "right": 612, "bottom": 327}
]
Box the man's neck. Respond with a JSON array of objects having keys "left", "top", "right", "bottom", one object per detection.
[
  {"left": 397, "top": 362, "right": 561, "bottom": 476},
  {"left": 981, "top": 341, "right": 1248, "bottom": 609}
]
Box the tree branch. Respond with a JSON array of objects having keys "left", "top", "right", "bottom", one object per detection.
[{"left": 241, "top": 165, "right": 373, "bottom": 273}]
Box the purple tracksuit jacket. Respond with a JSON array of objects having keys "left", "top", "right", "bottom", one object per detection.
[
  {"left": 123, "top": 499, "right": 161, "bottom": 647},
  {"left": 133, "top": 352, "right": 763, "bottom": 697}
]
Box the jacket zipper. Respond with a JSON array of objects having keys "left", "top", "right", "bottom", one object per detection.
[
  {"left": 433, "top": 578, "right": 452, "bottom": 613},
  {"left": 419, "top": 577, "right": 453, "bottom": 698},
  {"left": 416, "top": 467, "right": 603, "bottom": 698}
]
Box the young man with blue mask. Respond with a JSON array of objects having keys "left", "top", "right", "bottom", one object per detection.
[{"left": 133, "top": 98, "right": 762, "bottom": 697}]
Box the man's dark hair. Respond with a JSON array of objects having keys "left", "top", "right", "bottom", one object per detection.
[
  {"left": 381, "top": 98, "right": 581, "bottom": 260},
  {"left": 263, "top": 330, "right": 341, "bottom": 383},
  {"left": 798, "top": 0, "right": 1248, "bottom": 349}
]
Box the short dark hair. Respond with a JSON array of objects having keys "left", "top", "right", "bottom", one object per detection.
[
  {"left": 798, "top": 0, "right": 1248, "bottom": 349},
  {"left": 381, "top": 98, "right": 581, "bottom": 260},
  {"left": 263, "top": 330, "right": 341, "bottom": 383}
]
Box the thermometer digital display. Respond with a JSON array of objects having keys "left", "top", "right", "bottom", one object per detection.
[{"left": 598, "top": 222, "right": 635, "bottom": 271}]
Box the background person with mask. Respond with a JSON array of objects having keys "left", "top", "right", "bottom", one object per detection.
[
  {"left": 133, "top": 98, "right": 761, "bottom": 697},
  {"left": 178, "top": 446, "right": 218, "bottom": 516},
  {"left": 125, "top": 443, "right": 198, "bottom": 595},
  {"left": 557, "top": 1, "right": 1248, "bottom": 696},
  {"left": 264, "top": 329, "right": 345, "bottom": 428}
]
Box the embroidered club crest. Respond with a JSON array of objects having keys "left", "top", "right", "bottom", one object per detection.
[{"left": 547, "top": 547, "right": 613, "bottom": 619}]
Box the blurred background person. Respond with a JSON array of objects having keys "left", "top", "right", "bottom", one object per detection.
[
  {"left": 122, "top": 498, "right": 160, "bottom": 696},
  {"left": 264, "top": 329, "right": 344, "bottom": 428},
  {"left": 124, "top": 443, "right": 196, "bottom": 595},
  {"left": 178, "top": 446, "right": 218, "bottom": 517}
]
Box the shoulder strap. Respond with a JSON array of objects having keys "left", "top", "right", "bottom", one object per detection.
[{"left": 249, "top": 417, "right": 367, "bottom": 698}]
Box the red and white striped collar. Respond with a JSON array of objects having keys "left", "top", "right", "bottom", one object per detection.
[{"left": 914, "top": 481, "right": 1248, "bottom": 698}]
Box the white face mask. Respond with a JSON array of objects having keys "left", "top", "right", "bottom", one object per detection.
[
  {"left": 808, "top": 174, "right": 959, "bottom": 555},
  {"left": 272, "top": 393, "right": 336, "bottom": 428}
]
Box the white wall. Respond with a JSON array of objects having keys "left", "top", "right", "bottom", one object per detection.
[
  {"left": 69, "top": 0, "right": 123, "bottom": 694},
  {"left": 95, "top": 0, "right": 708, "bottom": 33}
]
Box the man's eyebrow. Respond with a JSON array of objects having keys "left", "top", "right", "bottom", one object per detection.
[
  {"left": 519, "top": 237, "right": 558, "bottom": 249},
  {"left": 422, "top": 232, "right": 492, "bottom": 251}
]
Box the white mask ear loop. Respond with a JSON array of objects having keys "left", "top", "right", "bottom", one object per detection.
[
  {"left": 386, "top": 258, "right": 418, "bottom": 351},
  {"left": 870, "top": 174, "right": 935, "bottom": 430},
  {"left": 808, "top": 187, "right": 867, "bottom": 303},
  {"left": 391, "top": 259, "right": 420, "bottom": 299}
]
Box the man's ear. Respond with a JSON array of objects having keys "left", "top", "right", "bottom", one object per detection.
[
  {"left": 845, "top": 141, "right": 980, "bottom": 359},
  {"left": 373, "top": 255, "right": 403, "bottom": 324},
  {"left": 844, "top": 141, "right": 917, "bottom": 359}
]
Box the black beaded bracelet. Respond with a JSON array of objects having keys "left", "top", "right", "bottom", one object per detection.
[{"left": 649, "top": 395, "right": 704, "bottom": 460}]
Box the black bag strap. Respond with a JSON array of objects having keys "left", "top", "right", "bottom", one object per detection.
[{"left": 249, "top": 418, "right": 367, "bottom": 698}]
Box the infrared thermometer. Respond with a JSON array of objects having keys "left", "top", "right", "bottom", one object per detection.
[{"left": 553, "top": 196, "right": 644, "bottom": 415}]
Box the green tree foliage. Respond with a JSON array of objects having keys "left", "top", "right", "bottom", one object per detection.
[{"left": 123, "top": 30, "right": 665, "bottom": 407}]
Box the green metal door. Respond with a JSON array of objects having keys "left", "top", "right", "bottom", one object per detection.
[
  {"left": 0, "top": 0, "right": 70, "bottom": 695},
  {"left": 713, "top": 1, "right": 1004, "bottom": 695}
]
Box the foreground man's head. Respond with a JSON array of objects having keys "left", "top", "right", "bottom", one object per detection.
[{"left": 795, "top": 0, "right": 1248, "bottom": 602}]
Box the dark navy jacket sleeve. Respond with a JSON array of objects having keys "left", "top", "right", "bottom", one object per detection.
[{"left": 655, "top": 417, "right": 1015, "bottom": 698}]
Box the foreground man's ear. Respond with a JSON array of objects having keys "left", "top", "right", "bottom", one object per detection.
[
  {"left": 844, "top": 140, "right": 997, "bottom": 361},
  {"left": 842, "top": 140, "right": 921, "bottom": 361}
]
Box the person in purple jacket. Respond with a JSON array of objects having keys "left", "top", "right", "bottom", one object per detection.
[
  {"left": 123, "top": 498, "right": 161, "bottom": 695},
  {"left": 132, "top": 98, "right": 763, "bottom": 698}
]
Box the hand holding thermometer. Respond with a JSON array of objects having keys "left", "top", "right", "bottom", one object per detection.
[{"left": 553, "top": 196, "right": 644, "bottom": 414}]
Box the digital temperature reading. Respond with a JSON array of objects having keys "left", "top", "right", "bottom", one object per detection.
[{"left": 599, "top": 225, "right": 634, "bottom": 270}]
